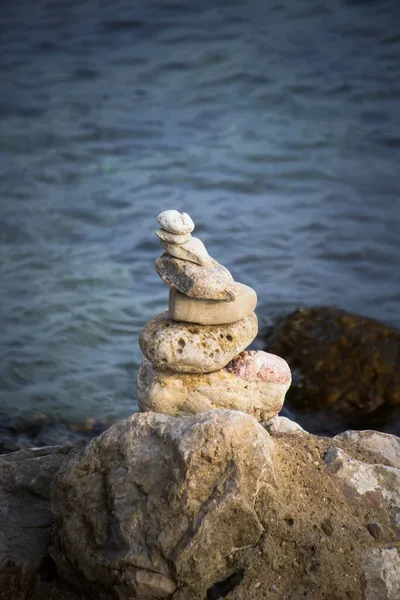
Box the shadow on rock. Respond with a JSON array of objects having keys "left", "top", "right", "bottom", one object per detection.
[{"left": 263, "top": 306, "right": 400, "bottom": 436}]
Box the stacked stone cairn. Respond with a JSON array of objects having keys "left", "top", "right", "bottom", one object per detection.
[{"left": 138, "top": 209, "right": 292, "bottom": 422}]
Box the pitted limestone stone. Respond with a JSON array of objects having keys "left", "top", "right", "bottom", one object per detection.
[
  {"left": 155, "top": 254, "right": 237, "bottom": 301},
  {"left": 138, "top": 350, "right": 291, "bottom": 421},
  {"left": 169, "top": 283, "right": 257, "bottom": 325},
  {"left": 139, "top": 311, "right": 258, "bottom": 373}
]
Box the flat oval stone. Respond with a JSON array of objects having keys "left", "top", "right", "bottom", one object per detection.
[
  {"left": 155, "top": 229, "right": 192, "bottom": 245},
  {"left": 157, "top": 210, "right": 194, "bottom": 234},
  {"left": 169, "top": 283, "right": 257, "bottom": 325},
  {"left": 138, "top": 350, "right": 291, "bottom": 421},
  {"left": 161, "top": 237, "right": 211, "bottom": 266},
  {"left": 139, "top": 311, "right": 258, "bottom": 373},
  {"left": 155, "top": 254, "right": 237, "bottom": 301}
]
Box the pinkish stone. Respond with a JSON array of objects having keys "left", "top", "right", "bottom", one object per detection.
[
  {"left": 225, "top": 350, "right": 292, "bottom": 386},
  {"left": 138, "top": 350, "right": 291, "bottom": 421}
]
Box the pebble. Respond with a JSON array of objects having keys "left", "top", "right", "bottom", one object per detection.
[
  {"left": 157, "top": 210, "right": 194, "bottom": 234},
  {"left": 155, "top": 254, "right": 237, "bottom": 301},
  {"left": 169, "top": 282, "right": 257, "bottom": 325},
  {"left": 139, "top": 311, "right": 258, "bottom": 373},
  {"left": 161, "top": 236, "right": 211, "bottom": 266},
  {"left": 155, "top": 229, "right": 192, "bottom": 245}
]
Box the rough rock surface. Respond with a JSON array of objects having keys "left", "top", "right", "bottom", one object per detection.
[
  {"left": 363, "top": 547, "right": 400, "bottom": 600},
  {"left": 155, "top": 254, "right": 237, "bottom": 301},
  {"left": 161, "top": 237, "right": 211, "bottom": 266},
  {"left": 335, "top": 430, "right": 400, "bottom": 469},
  {"left": 264, "top": 306, "right": 400, "bottom": 435},
  {"left": 3, "top": 416, "right": 400, "bottom": 600},
  {"left": 169, "top": 282, "right": 257, "bottom": 325},
  {"left": 325, "top": 446, "right": 400, "bottom": 535},
  {"left": 138, "top": 351, "right": 291, "bottom": 421},
  {"left": 50, "top": 410, "right": 275, "bottom": 600},
  {"left": 0, "top": 446, "right": 75, "bottom": 600},
  {"left": 139, "top": 311, "right": 258, "bottom": 373}
]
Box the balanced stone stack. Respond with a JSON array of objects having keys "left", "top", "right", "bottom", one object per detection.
[{"left": 138, "top": 210, "right": 291, "bottom": 422}]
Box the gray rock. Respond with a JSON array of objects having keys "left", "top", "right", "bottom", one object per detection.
[
  {"left": 363, "top": 547, "right": 400, "bottom": 600},
  {"left": 263, "top": 416, "right": 305, "bottom": 435},
  {"left": 161, "top": 237, "right": 211, "bottom": 266},
  {"left": 50, "top": 410, "right": 275, "bottom": 600},
  {"left": 139, "top": 311, "right": 258, "bottom": 373},
  {"left": 138, "top": 350, "right": 291, "bottom": 421},
  {"left": 157, "top": 210, "right": 194, "bottom": 234},
  {"left": 155, "top": 254, "right": 237, "bottom": 301},
  {"left": 169, "top": 282, "right": 257, "bottom": 325},
  {"left": 325, "top": 447, "right": 400, "bottom": 534},
  {"left": 155, "top": 229, "right": 192, "bottom": 245},
  {"left": 0, "top": 446, "right": 74, "bottom": 600},
  {"left": 335, "top": 430, "right": 400, "bottom": 469}
]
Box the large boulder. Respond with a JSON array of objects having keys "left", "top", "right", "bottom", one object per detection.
[
  {"left": 50, "top": 410, "right": 275, "bottom": 600},
  {"left": 0, "top": 446, "right": 76, "bottom": 600},
  {"left": 138, "top": 351, "right": 291, "bottom": 422},
  {"left": 264, "top": 307, "right": 400, "bottom": 435}
]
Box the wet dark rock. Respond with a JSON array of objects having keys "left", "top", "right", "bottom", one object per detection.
[
  {"left": 264, "top": 307, "right": 400, "bottom": 436},
  {"left": 0, "top": 446, "right": 78, "bottom": 600},
  {"left": 0, "top": 411, "right": 109, "bottom": 455}
]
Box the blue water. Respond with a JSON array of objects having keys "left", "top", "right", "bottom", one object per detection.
[{"left": 1, "top": 0, "right": 399, "bottom": 426}]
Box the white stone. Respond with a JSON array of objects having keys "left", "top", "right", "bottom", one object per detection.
[
  {"left": 263, "top": 416, "right": 305, "bottom": 435},
  {"left": 155, "top": 229, "right": 192, "bottom": 245},
  {"left": 161, "top": 237, "right": 211, "bottom": 266},
  {"left": 157, "top": 210, "right": 194, "bottom": 235}
]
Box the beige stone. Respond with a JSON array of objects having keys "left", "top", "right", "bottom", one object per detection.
[
  {"left": 51, "top": 410, "right": 274, "bottom": 599},
  {"left": 161, "top": 237, "right": 211, "bottom": 266},
  {"left": 138, "top": 350, "right": 291, "bottom": 421},
  {"left": 155, "top": 229, "right": 191, "bottom": 245},
  {"left": 155, "top": 254, "right": 237, "bottom": 301},
  {"left": 169, "top": 282, "right": 257, "bottom": 325},
  {"left": 139, "top": 311, "right": 258, "bottom": 373}
]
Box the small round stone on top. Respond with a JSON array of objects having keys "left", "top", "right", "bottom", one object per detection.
[{"left": 157, "top": 210, "right": 195, "bottom": 235}]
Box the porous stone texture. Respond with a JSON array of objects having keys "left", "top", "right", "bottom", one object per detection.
[
  {"left": 161, "top": 237, "right": 211, "bottom": 266},
  {"left": 155, "top": 229, "right": 191, "bottom": 245},
  {"left": 169, "top": 282, "right": 257, "bottom": 325},
  {"left": 363, "top": 547, "right": 400, "bottom": 600},
  {"left": 50, "top": 410, "right": 275, "bottom": 600},
  {"left": 0, "top": 446, "right": 75, "bottom": 600},
  {"left": 138, "top": 351, "right": 291, "bottom": 421},
  {"left": 335, "top": 429, "right": 400, "bottom": 469},
  {"left": 155, "top": 254, "right": 237, "bottom": 301},
  {"left": 139, "top": 311, "right": 258, "bottom": 373},
  {"left": 325, "top": 446, "right": 400, "bottom": 534},
  {"left": 157, "top": 210, "right": 194, "bottom": 234},
  {"left": 264, "top": 306, "right": 400, "bottom": 435}
]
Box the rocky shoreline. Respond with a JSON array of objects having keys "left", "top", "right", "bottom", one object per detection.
[
  {"left": 1, "top": 211, "right": 399, "bottom": 599},
  {"left": 1, "top": 414, "right": 400, "bottom": 600}
]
